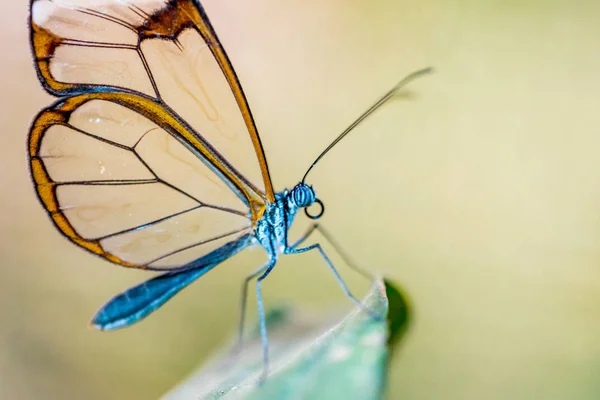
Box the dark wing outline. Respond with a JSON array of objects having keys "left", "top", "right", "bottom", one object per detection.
[
  {"left": 29, "top": 92, "right": 257, "bottom": 269},
  {"left": 29, "top": 0, "right": 275, "bottom": 211},
  {"left": 28, "top": 0, "right": 275, "bottom": 268},
  {"left": 28, "top": 0, "right": 278, "bottom": 269}
]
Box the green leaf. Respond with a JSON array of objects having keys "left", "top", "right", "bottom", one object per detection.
[
  {"left": 163, "top": 279, "right": 410, "bottom": 400},
  {"left": 384, "top": 279, "right": 411, "bottom": 349}
]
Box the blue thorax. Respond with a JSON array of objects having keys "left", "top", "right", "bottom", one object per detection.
[{"left": 255, "top": 183, "right": 316, "bottom": 255}]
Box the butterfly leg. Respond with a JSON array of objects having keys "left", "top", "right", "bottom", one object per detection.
[
  {"left": 290, "top": 223, "right": 374, "bottom": 281},
  {"left": 234, "top": 263, "right": 271, "bottom": 353},
  {"left": 256, "top": 257, "right": 277, "bottom": 380},
  {"left": 284, "top": 239, "right": 380, "bottom": 319}
]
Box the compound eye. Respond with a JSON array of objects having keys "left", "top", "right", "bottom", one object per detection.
[
  {"left": 293, "top": 190, "right": 304, "bottom": 206},
  {"left": 293, "top": 185, "right": 314, "bottom": 207},
  {"left": 304, "top": 199, "right": 324, "bottom": 219}
]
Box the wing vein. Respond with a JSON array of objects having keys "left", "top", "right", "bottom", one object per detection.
[
  {"left": 202, "top": 203, "right": 249, "bottom": 218},
  {"left": 62, "top": 123, "right": 137, "bottom": 151},
  {"left": 128, "top": 150, "right": 204, "bottom": 205},
  {"left": 147, "top": 227, "right": 251, "bottom": 267},
  {"left": 55, "top": 179, "right": 158, "bottom": 186},
  {"left": 96, "top": 204, "right": 204, "bottom": 241},
  {"left": 137, "top": 48, "right": 161, "bottom": 99},
  {"left": 74, "top": 7, "right": 137, "bottom": 34},
  {"left": 126, "top": 3, "right": 151, "bottom": 20},
  {"left": 61, "top": 39, "right": 137, "bottom": 50}
]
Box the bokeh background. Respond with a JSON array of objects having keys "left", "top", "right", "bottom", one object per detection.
[{"left": 2, "top": 0, "right": 600, "bottom": 398}]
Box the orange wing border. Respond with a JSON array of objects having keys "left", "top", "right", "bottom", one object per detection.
[
  {"left": 193, "top": 1, "right": 275, "bottom": 202},
  {"left": 29, "top": 91, "right": 260, "bottom": 269},
  {"left": 29, "top": 0, "right": 276, "bottom": 203}
]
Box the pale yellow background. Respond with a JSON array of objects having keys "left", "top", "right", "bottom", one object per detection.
[{"left": 2, "top": 0, "right": 600, "bottom": 399}]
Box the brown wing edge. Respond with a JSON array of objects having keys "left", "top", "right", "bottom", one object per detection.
[
  {"left": 28, "top": 104, "right": 137, "bottom": 268},
  {"left": 29, "top": 0, "right": 276, "bottom": 204},
  {"left": 189, "top": 0, "right": 276, "bottom": 203},
  {"left": 28, "top": 92, "right": 262, "bottom": 270}
]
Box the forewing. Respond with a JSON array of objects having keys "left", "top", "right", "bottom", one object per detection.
[
  {"left": 29, "top": 0, "right": 276, "bottom": 270},
  {"left": 30, "top": 0, "right": 275, "bottom": 205}
]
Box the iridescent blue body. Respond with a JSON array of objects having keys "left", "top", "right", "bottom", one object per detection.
[{"left": 256, "top": 184, "right": 315, "bottom": 255}]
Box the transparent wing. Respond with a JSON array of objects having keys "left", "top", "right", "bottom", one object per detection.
[
  {"left": 92, "top": 233, "right": 254, "bottom": 330},
  {"left": 31, "top": 0, "right": 274, "bottom": 202},
  {"left": 29, "top": 0, "right": 275, "bottom": 270},
  {"left": 30, "top": 93, "right": 260, "bottom": 270}
]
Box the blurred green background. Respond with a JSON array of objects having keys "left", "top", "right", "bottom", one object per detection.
[{"left": 2, "top": 0, "right": 600, "bottom": 398}]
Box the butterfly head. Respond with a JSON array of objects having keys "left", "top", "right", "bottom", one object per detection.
[{"left": 290, "top": 183, "right": 324, "bottom": 220}]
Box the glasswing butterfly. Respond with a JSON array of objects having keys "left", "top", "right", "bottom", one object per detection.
[{"left": 29, "top": 0, "right": 430, "bottom": 376}]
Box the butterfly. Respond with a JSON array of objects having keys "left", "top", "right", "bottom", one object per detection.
[{"left": 29, "top": 0, "right": 430, "bottom": 376}]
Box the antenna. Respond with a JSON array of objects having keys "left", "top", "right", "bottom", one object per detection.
[{"left": 301, "top": 67, "right": 433, "bottom": 183}]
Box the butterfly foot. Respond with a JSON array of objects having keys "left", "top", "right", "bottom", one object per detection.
[
  {"left": 353, "top": 299, "right": 385, "bottom": 323},
  {"left": 258, "top": 367, "right": 269, "bottom": 386}
]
